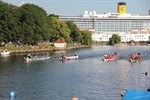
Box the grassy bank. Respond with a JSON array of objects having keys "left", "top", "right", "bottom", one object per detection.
[{"left": 0, "top": 44, "right": 90, "bottom": 54}]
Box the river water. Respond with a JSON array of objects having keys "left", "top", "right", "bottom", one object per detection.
[{"left": 0, "top": 46, "right": 150, "bottom": 100}]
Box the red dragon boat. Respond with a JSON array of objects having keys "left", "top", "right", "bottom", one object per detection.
[
  {"left": 129, "top": 53, "right": 143, "bottom": 62},
  {"left": 103, "top": 54, "right": 118, "bottom": 61}
]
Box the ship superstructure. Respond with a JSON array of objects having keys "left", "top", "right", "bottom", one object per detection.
[{"left": 59, "top": 2, "right": 150, "bottom": 42}]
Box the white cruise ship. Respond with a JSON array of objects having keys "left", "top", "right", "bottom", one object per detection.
[{"left": 59, "top": 2, "right": 150, "bottom": 42}]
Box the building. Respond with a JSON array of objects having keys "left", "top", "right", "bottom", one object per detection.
[
  {"left": 59, "top": 2, "right": 150, "bottom": 42},
  {"left": 92, "top": 32, "right": 150, "bottom": 42},
  {"left": 54, "top": 39, "right": 66, "bottom": 48}
]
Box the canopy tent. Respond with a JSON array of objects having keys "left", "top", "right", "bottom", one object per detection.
[{"left": 122, "top": 90, "right": 150, "bottom": 100}]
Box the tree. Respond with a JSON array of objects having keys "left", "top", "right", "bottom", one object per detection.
[
  {"left": 80, "top": 30, "right": 92, "bottom": 46},
  {"left": 0, "top": 1, "right": 93, "bottom": 46},
  {"left": 0, "top": 1, "right": 19, "bottom": 42},
  {"left": 48, "top": 16, "right": 72, "bottom": 43},
  {"left": 49, "top": 14, "right": 58, "bottom": 18},
  {"left": 18, "top": 3, "right": 50, "bottom": 45},
  {"left": 108, "top": 34, "right": 121, "bottom": 45},
  {"left": 65, "top": 21, "right": 82, "bottom": 43}
]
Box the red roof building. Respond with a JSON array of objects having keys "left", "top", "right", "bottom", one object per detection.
[
  {"left": 54, "top": 39, "right": 67, "bottom": 48},
  {"left": 55, "top": 39, "right": 66, "bottom": 43}
]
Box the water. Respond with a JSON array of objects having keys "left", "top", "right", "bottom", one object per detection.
[{"left": 0, "top": 46, "right": 150, "bottom": 100}]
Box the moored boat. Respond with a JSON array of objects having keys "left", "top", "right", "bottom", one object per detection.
[{"left": 0, "top": 50, "right": 11, "bottom": 55}]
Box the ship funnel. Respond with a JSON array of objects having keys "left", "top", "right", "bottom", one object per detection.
[{"left": 118, "top": 2, "right": 126, "bottom": 14}]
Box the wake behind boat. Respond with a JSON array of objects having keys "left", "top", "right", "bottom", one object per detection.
[{"left": 24, "top": 53, "right": 50, "bottom": 61}]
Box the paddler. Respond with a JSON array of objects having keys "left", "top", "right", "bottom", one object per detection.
[
  {"left": 130, "top": 54, "right": 135, "bottom": 60},
  {"left": 27, "top": 53, "right": 31, "bottom": 58},
  {"left": 137, "top": 53, "right": 143, "bottom": 60}
]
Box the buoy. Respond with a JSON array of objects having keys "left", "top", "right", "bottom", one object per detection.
[
  {"left": 72, "top": 97, "right": 79, "bottom": 100},
  {"left": 9, "top": 91, "right": 16, "bottom": 98}
]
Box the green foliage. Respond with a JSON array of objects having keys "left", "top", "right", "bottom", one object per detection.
[
  {"left": 128, "top": 40, "right": 136, "bottom": 44},
  {"left": 48, "top": 16, "right": 72, "bottom": 43},
  {"left": 49, "top": 14, "right": 58, "bottom": 18},
  {"left": 65, "top": 21, "right": 82, "bottom": 43},
  {"left": 108, "top": 34, "right": 121, "bottom": 45},
  {"left": 0, "top": 1, "right": 19, "bottom": 42},
  {"left": 80, "top": 30, "right": 93, "bottom": 46},
  {"left": 0, "top": 1, "right": 92, "bottom": 46},
  {"left": 18, "top": 3, "right": 49, "bottom": 45}
]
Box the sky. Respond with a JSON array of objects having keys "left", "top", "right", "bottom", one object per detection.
[{"left": 2, "top": 0, "right": 150, "bottom": 16}]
